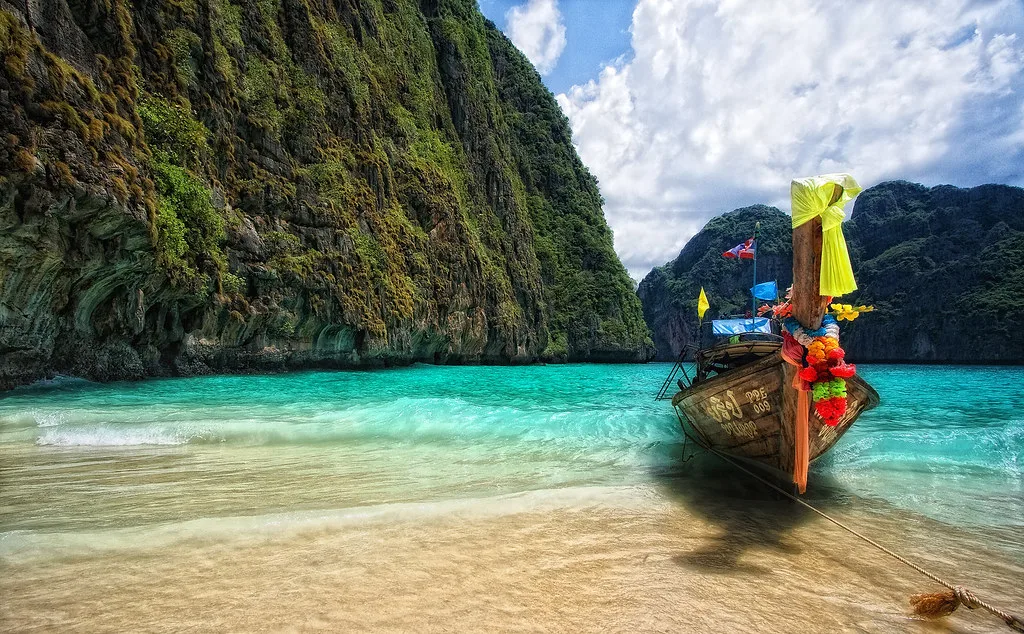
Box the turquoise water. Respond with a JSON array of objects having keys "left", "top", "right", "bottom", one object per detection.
[
  {"left": 823, "top": 365, "right": 1024, "bottom": 527},
  {"left": 1, "top": 364, "right": 1022, "bottom": 631},
  {"left": 2, "top": 364, "right": 1020, "bottom": 527}
]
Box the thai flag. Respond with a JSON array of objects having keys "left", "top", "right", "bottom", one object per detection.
[{"left": 723, "top": 238, "right": 756, "bottom": 260}]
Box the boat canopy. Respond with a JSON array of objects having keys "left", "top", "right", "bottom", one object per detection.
[{"left": 711, "top": 318, "right": 772, "bottom": 336}]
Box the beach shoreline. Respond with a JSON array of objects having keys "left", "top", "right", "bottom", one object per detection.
[
  {"left": 2, "top": 479, "right": 1021, "bottom": 633},
  {"left": 1, "top": 364, "right": 1021, "bottom": 632}
]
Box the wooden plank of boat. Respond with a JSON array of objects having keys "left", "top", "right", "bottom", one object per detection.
[{"left": 672, "top": 347, "right": 879, "bottom": 482}]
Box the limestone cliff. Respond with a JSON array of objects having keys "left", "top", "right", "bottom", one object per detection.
[
  {"left": 638, "top": 182, "right": 1024, "bottom": 363},
  {"left": 0, "top": 0, "right": 653, "bottom": 389}
]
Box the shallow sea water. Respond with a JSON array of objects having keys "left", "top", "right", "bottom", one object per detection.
[{"left": 1, "top": 364, "right": 1021, "bottom": 632}]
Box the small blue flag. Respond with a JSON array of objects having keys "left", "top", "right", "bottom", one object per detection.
[{"left": 751, "top": 280, "right": 778, "bottom": 301}]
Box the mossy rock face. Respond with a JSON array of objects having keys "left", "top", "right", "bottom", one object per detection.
[
  {"left": 0, "top": 0, "right": 652, "bottom": 389},
  {"left": 638, "top": 182, "right": 1024, "bottom": 363}
]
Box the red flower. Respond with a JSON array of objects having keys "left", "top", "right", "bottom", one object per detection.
[
  {"left": 815, "top": 397, "right": 847, "bottom": 426},
  {"left": 799, "top": 366, "right": 818, "bottom": 382},
  {"left": 831, "top": 363, "right": 856, "bottom": 378},
  {"left": 827, "top": 347, "right": 845, "bottom": 361}
]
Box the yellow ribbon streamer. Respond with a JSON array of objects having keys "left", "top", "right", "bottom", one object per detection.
[{"left": 790, "top": 173, "right": 862, "bottom": 297}]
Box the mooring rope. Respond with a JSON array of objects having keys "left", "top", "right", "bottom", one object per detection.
[{"left": 699, "top": 444, "right": 1024, "bottom": 632}]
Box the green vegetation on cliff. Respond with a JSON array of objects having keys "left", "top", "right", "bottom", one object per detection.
[
  {"left": 840, "top": 182, "right": 1024, "bottom": 361},
  {"left": 638, "top": 182, "right": 1024, "bottom": 363},
  {"left": 0, "top": 0, "right": 651, "bottom": 389},
  {"left": 485, "top": 21, "right": 649, "bottom": 359}
]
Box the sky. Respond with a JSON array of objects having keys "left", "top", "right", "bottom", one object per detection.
[{"left": 478, "top": 0, "right": 1024, "bottom": 281}]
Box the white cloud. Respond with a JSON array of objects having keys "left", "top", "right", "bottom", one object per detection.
[
  {"left": 556, "top": 0, "right": 1024, "bottom": 280},
  {"left": 505, "top": 0, "right": 567, "bottom": 75}
]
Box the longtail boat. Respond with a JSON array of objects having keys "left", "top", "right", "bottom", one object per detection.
[{"left": 659, "top": 174, "right": 880, "bottom": 493}]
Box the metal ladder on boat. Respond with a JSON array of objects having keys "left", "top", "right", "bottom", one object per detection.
[{"left": 655, "top": 345, "right": 697, "bottom": 401}]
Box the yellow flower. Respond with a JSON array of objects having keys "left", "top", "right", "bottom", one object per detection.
[{"left": 831, "top": 303, "right": 861, "bottom": 321}]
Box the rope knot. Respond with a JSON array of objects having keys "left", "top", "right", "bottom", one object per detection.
[{"left": 954, "top": 586, "right": 981, "bottom": 610}]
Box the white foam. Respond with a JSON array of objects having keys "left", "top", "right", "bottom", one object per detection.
[{"left": 35, "top": 427, "right": 187, "bottom": 447}]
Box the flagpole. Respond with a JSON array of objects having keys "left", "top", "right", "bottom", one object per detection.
[{"left": 752, "top": 221, "right": 760, "bottom": 324}]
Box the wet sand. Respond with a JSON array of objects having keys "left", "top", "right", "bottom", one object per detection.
[{"left": 3, "top": 474, "right": 1021, "bottom": 633}]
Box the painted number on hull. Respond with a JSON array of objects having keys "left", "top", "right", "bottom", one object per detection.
[
  {"left": 721, "top": 420, "right": 757, "bottom": 439},
  {"left": 745, "top": 387, "right": 771, "bottom": 415},
  {"left": 703, "top": 390, "right": 743, "bottom": 422},
  {"left": 817, "top": 424, "right": 838, "bottom": 446},
  {"left": 702, "top": 391, "right": 758, "bottom": 440}
]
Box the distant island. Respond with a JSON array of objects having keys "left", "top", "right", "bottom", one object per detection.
[
  {"left": 0, "top": 0, "right": 652, "bottom": 390},
  {"left": 638, "top": 181, "right": 1024, "bottom": 363}
]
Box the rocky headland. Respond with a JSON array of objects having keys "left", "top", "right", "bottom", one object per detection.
[{"left": 0, "top": 0, "right": 653, "bottom": 390}]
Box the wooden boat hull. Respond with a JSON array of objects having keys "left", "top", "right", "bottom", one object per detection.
[{"left": 671, "top": 351, "right": 879, "bottom": 483}]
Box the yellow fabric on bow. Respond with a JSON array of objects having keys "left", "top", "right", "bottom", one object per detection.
[{"left": 791, "top": 173, "right": 863, "bottom": 297}]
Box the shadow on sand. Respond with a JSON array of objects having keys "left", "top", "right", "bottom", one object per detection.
[{"left": 651, "top": 447, "right": 856, "bottom": 575}]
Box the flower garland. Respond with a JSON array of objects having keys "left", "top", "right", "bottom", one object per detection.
[{"left": 783, "top": 314, "right": 857, "bottom": 427}]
